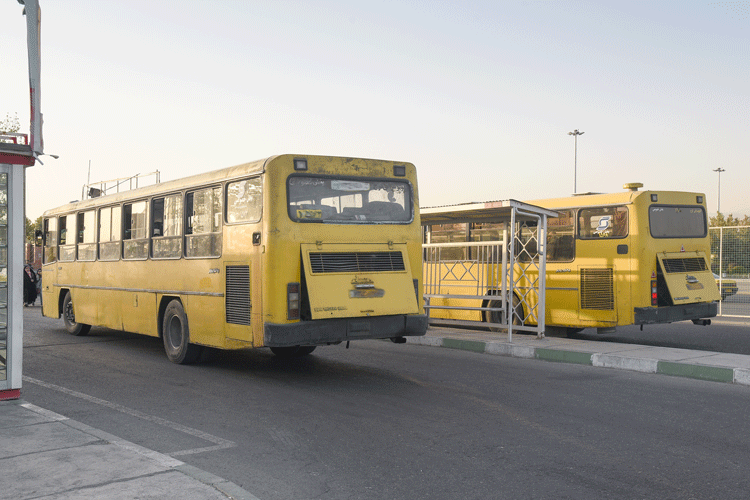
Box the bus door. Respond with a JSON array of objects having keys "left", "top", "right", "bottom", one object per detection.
[{"left": 576, "top": 206, "right": 630, "bottom": 327}]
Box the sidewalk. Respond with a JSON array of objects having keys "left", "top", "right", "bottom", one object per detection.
[
  {"left": 410, "top": 324, "right": 750, "bottom": 385},
  {"left": 0, "top": 399, "right": 259, "bottom": 500}
]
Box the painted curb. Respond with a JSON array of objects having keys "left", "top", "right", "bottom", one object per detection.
[{"left": 416, "top": 335, "right": 750, "bottom": 386}]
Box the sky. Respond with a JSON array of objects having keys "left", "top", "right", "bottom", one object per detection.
[{"left": 1, "top": 0, "right": 748, "bottom": 221}]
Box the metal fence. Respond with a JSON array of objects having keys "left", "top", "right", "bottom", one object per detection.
[{"left": 710, "top": 225, "right": 750, "bottom": 318}]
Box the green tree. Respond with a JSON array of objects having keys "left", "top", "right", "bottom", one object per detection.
[
  {"left": 26, "top": 216, "right": 43, "bottom": 244},
  {"left": 1, "top": 113, "right": 20, "bottom": 134}
]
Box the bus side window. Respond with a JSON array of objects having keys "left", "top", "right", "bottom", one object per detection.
[
  {"left": 123, "top": 201, "right": 148, "bottom": 260},
  {"left": 547, "top": 209, "right": 575, "bottom": 262},
  {"left": 226, "top": 177, "right": 262, "bottom": 223},
  {"left": 58, "top": 214, "right": 76, "bottom": 262},
  {"left": 98, "top": 206, "right": 122, "bottom": 261},
  {"left": 152, "top": 194, "right": 183, "bottom": 259},
  {"left": 578, "top": 206, "right": 628, "bottom": 239},
  {"left": 77, "top": 210, "right": 96, "bottom": 261},
  {"left": 186, "top": 186, "right": 222, "bottom": 258},
  {"left": 43, "top": 217, "right": 57, "bottom": 264}
]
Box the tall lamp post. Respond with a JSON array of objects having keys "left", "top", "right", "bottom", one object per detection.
[
  {"left": 568, "top": 129, "right": 584, "bottom": 193},
  {"left": 713, "top": 167, "right": 725, "bottom": 214}
]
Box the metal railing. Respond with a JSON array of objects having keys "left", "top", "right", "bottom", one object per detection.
[
  {"left": 82, "top": 171, "right": 160, "bottom": 200},
  {"left": 423, "top": 215, "right": 547, "bottom": 341},
  {"left": 710, "top": 225, "right": 750, "bottom": 318}
]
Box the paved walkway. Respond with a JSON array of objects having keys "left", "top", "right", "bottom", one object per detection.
[{"left": 2, "top": 323, "right": 749, "bottom": 500}]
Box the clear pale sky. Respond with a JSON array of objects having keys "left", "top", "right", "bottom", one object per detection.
[{"left": 1, "top": 1, "right": 748, "bottom": 221}]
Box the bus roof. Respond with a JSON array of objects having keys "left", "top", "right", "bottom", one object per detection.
[{"left": 42, "top": 156, "right": 272, "bottom": 217}]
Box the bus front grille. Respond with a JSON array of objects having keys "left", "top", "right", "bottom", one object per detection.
[
  {"left": 580, "top": 268, "right": 614, "bottom": 310},
  {"left": 226, "top": 265, "right": 251, "bottom": 325},
  {"left": 661, "top": 257, "right": 707, "bottom": 273},
  {"left": 309, "top": 252, "right": 406, "bottom": 273}
]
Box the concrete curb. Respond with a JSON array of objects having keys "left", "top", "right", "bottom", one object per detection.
[{"left": 406, "top": 336, "right": 750, "bottom": 386}]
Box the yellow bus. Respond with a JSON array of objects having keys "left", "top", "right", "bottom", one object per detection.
[
  {"left": 40, "top": 154, "right": 427, "bottom": 363},
  {"left": 423, "top": 183, "right": 719, "bottom": 334}
]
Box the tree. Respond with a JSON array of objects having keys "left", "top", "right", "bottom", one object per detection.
[
  {"left": 26, "top": 216, "right": 43, "bottom": 244},
  {"left": 1, "top": 113, "right": 20, "bottom": 134}
]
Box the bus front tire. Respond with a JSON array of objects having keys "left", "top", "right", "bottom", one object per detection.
[
  {"left": 162, "top": 300, "right": 202, "bottom": 364},
  {"left": 270, "top": 345, "right": 317, "bottom": 358},
  {"left": 62, "top": 291, "right": 91, "bottom": 336}
]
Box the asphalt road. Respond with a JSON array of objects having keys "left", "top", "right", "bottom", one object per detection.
[{"left": 20, "top": 307, "right": 750, "bottom": 500}]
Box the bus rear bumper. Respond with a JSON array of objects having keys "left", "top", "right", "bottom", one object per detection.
[
  {"left": 264, "top": 314, "right": 428, "bottom": 348},
  {"left": 633, "top": 302, "right": 718, "bottom": 325}
]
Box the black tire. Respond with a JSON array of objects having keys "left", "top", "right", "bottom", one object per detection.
[
  {"left": 270, "top": 345, "right": 317, "bottom": 358},
  {"left": 62, "top": 291, "right": 91, "bottom": 336},
  {"left": 162, "top": 300, "right": 202, "bottom": 364},
  {"left": 486, "top": 294, "right": 523, "bottom": 333}
]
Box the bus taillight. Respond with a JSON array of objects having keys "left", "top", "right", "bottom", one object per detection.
[
  {"left": 287, "top": 283, "right": 301, "bottom": 320},
  {"left": 651, "top": 279, "right": 658, "bottom": 306}
]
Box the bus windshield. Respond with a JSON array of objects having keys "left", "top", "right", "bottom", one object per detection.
[
  {"left": 288, "top": 175, "right": 412, "bottom": 223},
  {"left": 649, "top": 205, "right": 707, "bottom": 238}
]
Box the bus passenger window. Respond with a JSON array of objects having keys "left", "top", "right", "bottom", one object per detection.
[
  {"left": 98, "top": 206, "right": 122, "bottom": 261},
  {"left": 547, "top": 209, "right": 575, "bottom": 262},
  {"left": 186, "top": 187, "right": 222, "bottom": 258},
  {"left": 227, "top": 178, "right": 262, "bottom": 223},
  {"left": 77, "top": 210, "right": 96, "bottom": 261},
  {"left": 43, "top": 217, "right": 57, "bottom": 264},
  {"left": 123, "top": 201, "right": 148, "bottom": 260},
  {"left": 578, "top": 206, "right": 628, "bottom": 239},
  {"left": 58, "top": 214, "right": 76, "bottom": 262},
  {"left": 152, "top": 194, "right": 183, "bottom": 259}
]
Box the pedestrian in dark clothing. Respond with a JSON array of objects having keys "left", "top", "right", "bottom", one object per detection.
[{"left": 23, "top": 264, "right": 38, "bottom": 306}]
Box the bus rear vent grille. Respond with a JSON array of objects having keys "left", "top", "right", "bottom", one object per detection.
[
  {"left": 226, "top": 265, "right": 251, "bottom": 325},
  {"left": 662, "top": 257, "right": 707, "bottom": 273},
  {"left": 309, "top": 252, "right": 406, "bottom": 273},
  {"left": 580, "top": 268, "right": 614, "bottom": 310}
]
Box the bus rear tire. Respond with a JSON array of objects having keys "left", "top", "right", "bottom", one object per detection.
[
  {"left": 270, "top": 345, "right": 317, "bottom": 358},
  {"left": 62, "top": 291, "right": 91, "bottom": 336},
  {"left": 162, "top": 300, "right": 202, "bottom": 364},
  {"left": 486, "top": 294, "right": 523, "bottom": 333}
]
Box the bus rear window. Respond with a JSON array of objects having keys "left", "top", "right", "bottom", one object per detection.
[
  {"left": 288, "top": 175, "right": 412, "bottom": 223},
  {"left": 649, "top": 205, "right": 707, "bottom": 238}
]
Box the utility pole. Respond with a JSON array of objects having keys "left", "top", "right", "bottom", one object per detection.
[
  {"left": 568, "top": 129, "right": 584, "bottom": 193},
  {"left": 713, "top": 167, "right": 725, "bottom": 214}
]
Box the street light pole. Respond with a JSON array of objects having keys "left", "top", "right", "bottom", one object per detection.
[
  {"left": 568, "top": 129, "right": 584, "bottom": 193},
  {"left": 713, "top": 167, "right": 725, "bottom": 214}
]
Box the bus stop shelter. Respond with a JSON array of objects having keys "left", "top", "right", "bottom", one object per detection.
[{"left": 421, "top": 200, "right": 558, "bottom": 342}]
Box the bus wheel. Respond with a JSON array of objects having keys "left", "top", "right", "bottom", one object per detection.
[
  {"left": 62, "top": 291, "right": 91, "bottom": 336},
  {"left": 486, "top": 294, "right": 523, "bottom": 333},
  {"left": 162, "top": 300, "right": 202, "bottom": 364},
  {"left": 270, "top": 345, "right": 317, "bottom": 358}
]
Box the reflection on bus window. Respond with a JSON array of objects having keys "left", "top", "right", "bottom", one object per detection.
[
  {"left": 98, "top": 206, "right": 122, "bottom": 261},
  {"left": 288, "top": 176, "right": 411, "bottom": 223},
  {"left": 186, "top": 187, "right": 222, "bottom": 258},
  {"left": 579, "top": 206, "right": 628, "bottom": 239},
  {"left": 227, "top": 178, "right": 262, "bottom": 223}
]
